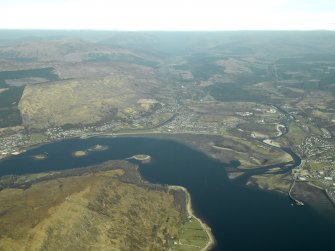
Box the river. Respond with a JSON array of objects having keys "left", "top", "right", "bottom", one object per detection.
[{"left": 0, "top": 136, "right": 334, "bottom": 250}]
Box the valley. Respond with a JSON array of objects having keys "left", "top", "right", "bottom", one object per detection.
[{"left": 0, "top": 30, "right": 335, "bottom": 250}]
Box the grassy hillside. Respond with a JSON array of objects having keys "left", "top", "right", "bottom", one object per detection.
[
  {"left": 19, "top": 72, "right": 164, "bottom": 129},
  {"left": 0, "top": 163, "right": 182, "bottom": 250}
]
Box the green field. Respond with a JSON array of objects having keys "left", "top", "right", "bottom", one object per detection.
[{"left": 172, "top": 217, "right": 209, "bottom": 251}]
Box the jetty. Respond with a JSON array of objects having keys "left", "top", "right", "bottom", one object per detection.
[{"left": 288, "top": 175, "right": 304, "bottom": 206}]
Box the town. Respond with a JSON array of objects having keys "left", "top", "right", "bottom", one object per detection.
[{"left": 1, "top": 102, "right": 334, "bottom": 206}]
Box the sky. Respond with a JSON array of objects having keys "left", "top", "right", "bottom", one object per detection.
[{"left": 0, "top": 0, "right": 335, "bottom": 30}]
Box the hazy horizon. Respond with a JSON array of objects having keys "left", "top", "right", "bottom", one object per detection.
[{"left": 1, "top": 0, "right": 335, "bottom": 31}]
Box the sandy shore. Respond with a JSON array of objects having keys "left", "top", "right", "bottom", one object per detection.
[{"left": 169, "top": 185, "right": 216, "bottom": 251}]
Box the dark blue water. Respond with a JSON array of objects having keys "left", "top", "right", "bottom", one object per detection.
[{"left": 0, "top": 137, "right": 334, "bottom": 251}]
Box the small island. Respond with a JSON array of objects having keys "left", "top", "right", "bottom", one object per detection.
[
  {"left": 88, "top": 144, "right": 109, "bottom": 152},
  {"left": 32, "top": 153, "right": 48, "bottom": 160},
  {"left": 127, "top": 154, "right": 151, "bottom": 163},
  {"left": 72, "top": 150, "right": 88, "bottom": 158}
]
